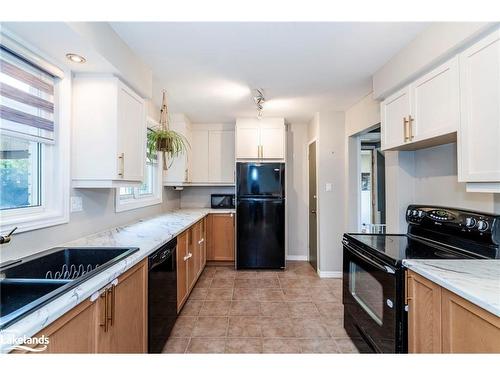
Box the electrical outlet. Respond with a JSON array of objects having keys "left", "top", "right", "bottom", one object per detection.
[
  {"left": 325, "top": 183, "right": 333, "bottom": 192},
  {"left": 70, "top": 196, "right": 83, "bottom": 212}
]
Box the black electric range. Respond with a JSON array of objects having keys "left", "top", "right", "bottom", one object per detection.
[{"left": 342, "top": 205, "right": 499, "bottom": 354}]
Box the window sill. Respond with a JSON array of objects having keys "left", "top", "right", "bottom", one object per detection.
[
  {"left": 115, "top": 194, "right": 162, "bottom": 213},
  {"left": 0, "top": 207, "right": 69, "bottom": 234}
]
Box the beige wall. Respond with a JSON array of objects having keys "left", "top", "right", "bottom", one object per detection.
[
  {"left": 1, "top": 188, "right": 181, "bottom": 262},
  {"left": 286, "top": 123, "right": 309, "bottom": 259},
  {"left": 345, "top": 92, "right": 380, "bottom": 136}
]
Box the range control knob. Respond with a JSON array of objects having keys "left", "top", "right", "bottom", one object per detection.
[
  {"left": 412, "top": 210, "right": 419, "bottom": 217},
  {"left": 418, "top": 211, "right": 425, "bottom": 218},
  {"left": 465, "top": 217, "right": 476, "bottom": 228},
  {"left": 477, "top": 220, "right": 489, "bottom": 232}
]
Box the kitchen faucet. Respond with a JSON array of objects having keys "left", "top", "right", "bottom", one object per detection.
[{"left": 0, "top": 227, "right": 18, "bottom": 244}]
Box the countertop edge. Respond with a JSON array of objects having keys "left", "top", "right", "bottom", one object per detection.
[{"left": 402, "top": 260, "right": 500, "bottom": 318}]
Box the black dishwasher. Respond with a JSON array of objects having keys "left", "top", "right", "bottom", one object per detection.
[{"left": 148, "top": 238, "right": 177, "bottom": 353}]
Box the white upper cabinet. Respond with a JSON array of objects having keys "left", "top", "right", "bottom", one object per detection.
[
  {"left": 381, "top": 87, "right": 411, "bottom": 150},
  {"left": 411, "top": 57, "right": 459, "bottom": 142},
  {"left": 236, "top": 118, "right": 286, "bottom": 160},
  {"left": 163, "top": 115, "right": 191, "bottom": 185},
  {"left": 190, "top": 129, "right": 210, "bottom": 183},
  {"left": 235, "top": 119, "right": 261, "bottom": 159},
  {"left": 72, "top": 76, "right": 146, "bottom": 188},
  {"left": 209, "top": 130, "right": 235, "bottom": 183},
  {"left": 381, "top": 57, "right": 459, "bottom": 151},
  {"left": 458, "top": 29, "right": 500, "bottom": 191},
  {"left": 164, "top": 122, "right": 235, "bottom": 185}
]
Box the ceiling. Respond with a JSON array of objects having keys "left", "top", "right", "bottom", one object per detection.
[{"left": 111, "top": 22, "right": 429, "bottom": 123}]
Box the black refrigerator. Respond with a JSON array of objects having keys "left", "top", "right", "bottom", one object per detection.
[{"left": 236, "top": 162, "right": 285, "bottom": 269}]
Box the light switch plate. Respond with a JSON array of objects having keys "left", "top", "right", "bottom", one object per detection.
[
  {"left": 325, "top": 183, "right": 333, "bottom": 192},
  {"left": 71, "top": 196, "right": 83, "bottom": 212}
]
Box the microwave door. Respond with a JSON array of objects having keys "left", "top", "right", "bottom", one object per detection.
[{"left": 342, "top": 241, "right": 399, "bottom": 353}]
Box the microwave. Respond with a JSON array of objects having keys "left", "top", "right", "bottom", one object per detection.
[{"left": 211, "top": 194, "right": 235, "bottom": 209}]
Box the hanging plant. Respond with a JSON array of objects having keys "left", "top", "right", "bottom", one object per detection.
[{"left": 147, "top": 90, "right": 189, "bottom": 170}]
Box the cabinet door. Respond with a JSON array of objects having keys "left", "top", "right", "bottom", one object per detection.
[
  {"left": 411, "top": 57, "right": 459, "bottom": 141},
  {"left": 193, "top": 220, "right": 202, "bottom": 278},
  {"left": 187, "top": 227, "right": 197, "bottom": 291},
  {"left": 117, "top": 82, "right": 146, "bottom": 181},
  {"left": 458, "top": 29, "right": 500, "bottom": 182},
  {"left": 200, "top": 217, "right": 207, "bottom": 268},
  {"left": 441, "top": 289, "right": 500, "bottom": 353},
  {"left": 190, "top": 130, "right": 210, "bottom": 183},
  {"left": 209, "top": 130, "right": 235, "bottom": 183},
  {"left": 19, "top": 300, "right": 97, "bottom": 353},
  {"left": 407, "top": 271, "right": 442, "bottom": 353},
  {"left": 97, "top": 260, "right": 148, "bottom": 353},
  {"left": 236, "top": 125, "right": 260, "bottom": 159},
  {"left": 381, "top": 87, "right": 411, "bottom": 150},
  {"left": 260, "top": 122, "right": 285, "bottom": 159},
  {"left": 177, "top": 231, "right": 189, "bottom": 311},
  {"left": 207, "top": 213, "right": 235, "bottom": 261}
]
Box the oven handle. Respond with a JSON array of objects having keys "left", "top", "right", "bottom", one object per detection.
[{"left": 343, "top": 239, "right": 396, "bottom": 275}]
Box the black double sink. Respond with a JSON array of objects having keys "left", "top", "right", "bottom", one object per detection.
[{"left": 0, "top": 247, "right": 138, "bottom": 329}]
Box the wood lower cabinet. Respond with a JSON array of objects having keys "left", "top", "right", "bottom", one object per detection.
[
  {"left": 441, "top": 289, "right": 500, "bottom": 353},
  {"left": 176, "top": 230, "right": 189, "bottom": 311},
  {"left": 16, "top": 299, "right": 98, "bottom": 353},
  {"left": 97, "top": 260, "right": 148, "bottom": 353},
  {"left": 18, "top": 260, "right": 148, "bottom": 354},
  {"left": 207, "top": 213, "right": 235, "bottom": 261},
  {"left": 407, "top": 270, "right": 500, "bottom": 353},
  {"left": 176, "top": 218, "right": 208, "bottom": 312},
  {"left": 407, "top": 271, "right": 442, "bottom": 353}
]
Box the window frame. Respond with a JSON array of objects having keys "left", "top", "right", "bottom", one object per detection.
[
  {"left": 115, "top": 134, "right": 163, "bottom": 213},
  {"left": 0, "top": 31, "right": 70, "bottom": 233}
]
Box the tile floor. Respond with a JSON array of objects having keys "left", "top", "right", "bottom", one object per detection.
[{"left": 163, "top": 261, "right": 369, "bottom": 354}]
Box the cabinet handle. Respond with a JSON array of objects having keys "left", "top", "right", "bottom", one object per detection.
[
  {"left": 106, "top": 285, "right": 114, "bottom": 327},
  {"left": 99, "top": 291, "right": 108, "bottom": 332},
  {"left": 198, "top": 238, "right": 204, "bottom": 244},
  {"left": 403, "top": 117, "right": 409, "bottom": 142},
  {"left": 118, "top": 153, "right": 125, "bottom": 177},
  {"left": 183, "top": 254, "right": 189, "bottom": 261},
  {"left": 408, "top": 115, "right": 414, "bottom": 140}
]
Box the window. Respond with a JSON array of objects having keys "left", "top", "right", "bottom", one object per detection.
[
  {"left": 0, "top": 135, "right": 42, "bottom": 210},
  {"left": 0, "top": 31, "right": 69, "bottom": 233},
  {"left": 115, "top": 129, "right": 162, "bottom": 212}
]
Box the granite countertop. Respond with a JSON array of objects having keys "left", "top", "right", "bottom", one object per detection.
[
  {"left": 403, "top": 259, "right": 500, "bottom": 317},
  {"left": 0, "top": 208, "right": 227, "bottom": 353}
]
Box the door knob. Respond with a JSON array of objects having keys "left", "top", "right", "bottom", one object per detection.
[{"left": 311, "top": 209, "right": 316, "bottom": 214}]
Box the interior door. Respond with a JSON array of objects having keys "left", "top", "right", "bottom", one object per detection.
[{"left": 308, "top": 141, "right": 318, "bottom": 270}]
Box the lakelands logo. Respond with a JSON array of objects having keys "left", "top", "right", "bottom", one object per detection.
[{"left": 1, "top": 332, "right": 49, "bottom": 352}]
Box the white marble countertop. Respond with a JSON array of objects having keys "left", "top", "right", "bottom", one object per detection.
[
  {"left": 403, "top": 259, "right": 500, "bottom": 317},
  {"left": 0, "top": 208, "right": 223, "bottom": 353}
]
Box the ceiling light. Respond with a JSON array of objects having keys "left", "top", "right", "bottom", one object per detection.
[
  {"left": 66, "top": 53, "right": 86, "bottom": 64},
  {"left": 253, "top": 89, "right": 265, "bottom": 119}
]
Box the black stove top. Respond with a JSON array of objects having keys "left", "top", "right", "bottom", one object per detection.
[
  {"left": 345, "top": 233, "right": 487, "bottom": 266},
  {"left": 345, "top": 205, "right": 500, "bottom": 266}
]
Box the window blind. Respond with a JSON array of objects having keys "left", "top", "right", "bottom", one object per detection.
[{"left": 0, "top": 37, "right": 61, "bottom": 144}]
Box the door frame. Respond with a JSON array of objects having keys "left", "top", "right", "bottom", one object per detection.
[{"left": 306, "top": 138, "right": 320, "bottom": 272}]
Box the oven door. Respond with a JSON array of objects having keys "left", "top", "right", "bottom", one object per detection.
[{"left": 342, "top": 238, "right": 400, "bottom": 353}]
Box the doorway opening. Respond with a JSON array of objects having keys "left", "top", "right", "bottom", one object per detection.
[{"left": 360, "top": 127, "right": 386, "bottom": 234}]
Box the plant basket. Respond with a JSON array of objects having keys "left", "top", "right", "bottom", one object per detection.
[{"left": 156, "top": 137, "right": 172, "bottom": 153}]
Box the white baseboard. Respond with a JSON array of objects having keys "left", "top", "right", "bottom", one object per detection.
[
  {"left": 317, "top": 270, "right": 342, "bottom": 278},
  {"left": 286, "top": 255, "right": 308, "bottom": 261}
]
